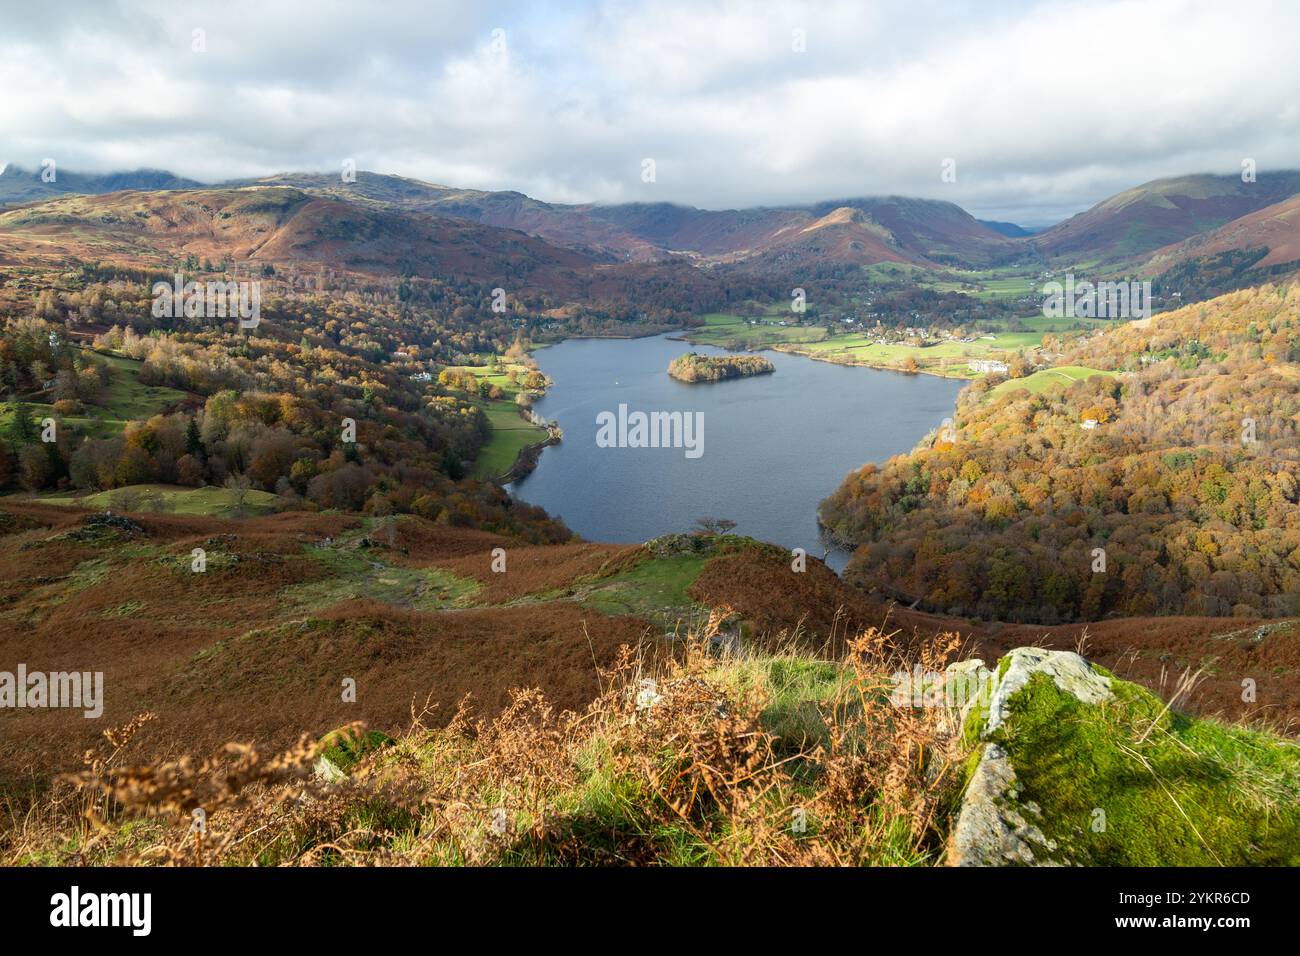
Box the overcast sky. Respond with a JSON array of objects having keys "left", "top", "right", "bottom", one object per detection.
[{"left": 3, "top": 0, "right": 1299, "bottom": 225}]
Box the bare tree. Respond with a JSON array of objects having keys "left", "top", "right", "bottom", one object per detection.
[
  {"left": 693, "top": 517, "right": 737, "bottom": 536},
  {"left": 224, "top": 474, "right": 252, "bottom": 517},
  {"left": 110, "top": 487, "right": 144, "bottom": 513}
]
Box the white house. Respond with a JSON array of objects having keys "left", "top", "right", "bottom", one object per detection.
[{"left": 969, "top": 359, "right": 1009, "bottom": 374}]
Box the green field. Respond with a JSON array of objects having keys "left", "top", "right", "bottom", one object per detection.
[
  {"left": 1010, "top": 314, "right": 1124, "bottom": 334},
  {"left": 580, "top": 553, "right": 710, "bottom": 623},
  {"left": 683, "top": 312, "right": 1126, "bottom": 381},
  {"left": 686, "top": 312, "right": 828, "bottom": 348},
  {"left": 922, "top": 271, "right": 1038, "bottom": 300},
  {"left": 441, "top": 362, "right": 551, "bottom": 480},
  {"left": 782, "top": 329, "right": 1044, "bottom": 379},
  {"left": 37, "top": 483, "right": 282, "bottom": 517},
  {"left": 441, "top": 362, "right": 518, "bottom": 391},
  {"left": 476, "top": 399, "right": 547, "bottom": 480},
  {"left": 988, "top": 365, "right": 1119, "bottom": 397},
  {"left": 863, "top": 263, "right": 1044, "bottom": 301},
  {"left": 682, "top": 301, "right": 1065, "bottom": 379},
  {"left": 0, "top": 350, "right": 188, "bottom": 442}
]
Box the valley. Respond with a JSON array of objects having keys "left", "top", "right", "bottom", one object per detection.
[{"left": 2, "top": 161, "right": 1299, "bottom": 871}]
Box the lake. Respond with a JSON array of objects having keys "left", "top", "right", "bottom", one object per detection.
[{"left": 508, "top": 334, "right": 964, "bottom": 571}]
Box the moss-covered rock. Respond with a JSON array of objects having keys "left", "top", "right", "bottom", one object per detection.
[
  {"left": 317, "top": 726, "right": 394, "bottom": 775},
  {"left": 950, "top": 647, "right": 1300, "bottom": 866}
]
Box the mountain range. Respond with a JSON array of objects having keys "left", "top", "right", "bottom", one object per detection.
[{"left": 4, "top": 162, "right": 1300, "bottom": 292}]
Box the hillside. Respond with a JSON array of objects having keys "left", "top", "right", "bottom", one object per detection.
[
  {"left": 0, "top": 186, "right": 597, "bottom": 288},
  {"left": 1145, "top": 192, "right": 1300, "bottom": 272},
  {"left": 1031, "top": 171, "right": 1300, "bottom": 264},
  {"left": 4, "top": 501, "right": 1296, "bottom": 795},
  {"left": 16, "top": 165, "right": 1300, "bottom": 280},
  {"left": 230, "top": 171, "right": 672, "bottom": 261},
  {"left": 820, "top": 283, "right": 1300, "bottom": 622},
  {"left": 977, "top": 219, "right": 1036, "bottom": 238},
  {"left": 3, "top": 503, "right": 1296, "bottom": 867},
  {"left": 238, "top": 172, "right": 1022, "bottom": 268},
  {"left": 4, "top": 170, "right": 1300, "bottom": 872},
  {"left": 7, "top": 167, "right": 1022, "bottom": 270},
  {"left": 0, "top": 164, "right": 203, "bottom": 207}
]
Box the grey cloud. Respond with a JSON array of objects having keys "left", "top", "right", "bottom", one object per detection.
[{"left": 3, "top": 0, "right": 1299, "bottom": 224}]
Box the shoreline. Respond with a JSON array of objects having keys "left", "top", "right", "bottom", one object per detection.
[
  {"left": 674, "top": 327, "right": 979, "bottom": 382},
  {"left": 498, "top": 428, "right": 560, "bottom": 484},
  {"left": 671, "top": 325, "right": 983, "bottom": 382},
  {"left": 497, "top": 402, "right": 562, "bottom": 484},
  {"left": 768, "top": 342, "right": 977, "bottom": 381}
]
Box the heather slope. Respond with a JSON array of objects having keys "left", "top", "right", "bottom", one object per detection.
[
  {"left": 1031, "top": 171, "right": 1300, "bottom": 263},
  {"left": 0, "top": 186, "right": 597, "bottom": 288}
]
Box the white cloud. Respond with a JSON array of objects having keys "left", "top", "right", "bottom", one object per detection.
[{"left": 3, "top": 0, "right": 1299, "bottom": 223}]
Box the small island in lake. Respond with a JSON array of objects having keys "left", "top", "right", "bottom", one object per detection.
[{"left": 668, "top": 352, "right": 775, "bottom": 383}]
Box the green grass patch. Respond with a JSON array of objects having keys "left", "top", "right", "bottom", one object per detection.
[
  {"left": 988, "top": 365, "right": 1118, "bottom": 398},
  {"left": 789, "top": 331, "right": 1045, "bottom": 379},
  {"left": 685, "top": 313, "right": 828, "bottom": 349},
  {"left": 474, "top": 400, "right": 547, "bottom": 480},
  {"left": 0, "top": 350, "right": 188, "bottom": 442},
  {"left": 581, "top": 553, "right": 710, "bottom": 622},
  {"left": 441, "top": 363, "right": 550, "bottom": 480},
  {"left": 39, "top": 483, "right": 282, "bottom": 517},
  {"left": 283, "top": 544, "right": 482, "bottom": 612}
]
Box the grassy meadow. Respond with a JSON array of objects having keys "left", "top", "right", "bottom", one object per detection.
[
  {"left": 0, "top": 350, "right": 188, "bottom": 443},
  {"left": 988, "top": 365, "right": 1119, "bottom": 398},
  {"left": 441, "top": 361, "right": 551, "bottom": 480},
  {"left": 36, "top": 483, "right": 282, "bottom": 517}
]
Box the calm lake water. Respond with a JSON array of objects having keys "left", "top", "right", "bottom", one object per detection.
[{"left": 508, "top": 335, "right": 963, "bottom": 571}]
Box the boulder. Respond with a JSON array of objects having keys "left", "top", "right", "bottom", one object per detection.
[
  {"left": 950, "top": 647, "right": 1111, "bottom": 866},
  {"left": 947, "top": 645, "right": 1300, "bottom": 866}
]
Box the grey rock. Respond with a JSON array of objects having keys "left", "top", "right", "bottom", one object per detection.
[
  {"left": 952, "top": 742, "right": 1061, "bottom": 866},
  {"left": 986, "top": 646, "right": 1112, "bottom": 733},
  {"left": 313, "top": 755, "right": 347, "bottom": 783},
  {"left": 950, "top": 648, "right": 1112, "bottom": 866}
]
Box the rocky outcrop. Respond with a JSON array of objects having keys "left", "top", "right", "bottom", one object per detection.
[
  {"left": 946, "top": 644, "right": 1300, "bottom": 866},
  {"left": 948, "top": 647, "right": 1113, "bottom": 866},
  {"left": 985, "top": 646, "right": 1113, "bottom": 733}
]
